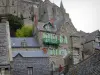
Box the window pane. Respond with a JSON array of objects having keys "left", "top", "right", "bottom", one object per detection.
[{"left": 28, "top": 67, "right": 33, "bottom": 75}]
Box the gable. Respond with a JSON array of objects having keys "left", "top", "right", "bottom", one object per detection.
[{"left": 43, "top": 22, "right": 57, "bottom": 32}]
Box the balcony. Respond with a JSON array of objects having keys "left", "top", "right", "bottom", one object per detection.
[{"left": 43, "top": 38, "right": 59, "bottom": 46}]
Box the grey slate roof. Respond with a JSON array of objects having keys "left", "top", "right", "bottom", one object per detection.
[
  {"left": 12, "top": 50, "right": 49, "bottom": 57},
  {"left": 71, "top": 31, "right": 88, "bottom": 37},
  {"left": 54, "top": 16, "right": 65, "bottom": 31},
  {"left": 11, "top": 37, "right": 40, "bottom": 48},
  {"left": 37, "top": 17, "right": 65, "bottom": 32},
  {"left": 85, "top": 30, "right": 100, "bottom": 43}
]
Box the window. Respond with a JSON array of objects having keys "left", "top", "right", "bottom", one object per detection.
[
  {"left": 27, "top": 67, "right": 33, "bottom": 75},
  {"left": 98, "top": 42, "right": 100, "bottom": 47},
  {"left": 21, "top": 40, "right": 27, "bottom": 47},
  {"left": 60, "top": 35, "right": 68, "bottom": 44},
  {"left": 60, "top": 35, "right": 63, "bottom": 43},
  {"left": 64, "top": 36, "right": 68, "bottom": 44},
  {"left": 98, "top": 37, "right": 100, "bottom": 40},
  {"left": 12, "top": 0, "right": 14, "bottom": 5}
]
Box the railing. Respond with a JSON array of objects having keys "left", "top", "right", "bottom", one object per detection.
[
  {"left": 66, "top": 50, "right": 100, "bottom": 75},
  {"left": 43, "top": 38, "right": 59, "bottom": 45}
]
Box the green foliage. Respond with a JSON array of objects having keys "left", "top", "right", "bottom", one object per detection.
[
  {"left": 16, "top": 25, "right": 33, "bottom": 37},
  {"left": 7, "top": 14, "right": 24, "bottom": 31},
  {"left": 0, "top": 14, "right": 24, "bottom": 36}
]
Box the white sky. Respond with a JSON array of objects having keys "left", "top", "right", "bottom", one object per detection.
[{"left": 48, "top": 0, "right": 100, "bottom": 33}]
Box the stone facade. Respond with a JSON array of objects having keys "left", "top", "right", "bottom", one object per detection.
[
  {"left": 70, "top": 31, "right": 88, "bottom": 64},
  {"left": 69, "top": 30, "right": 100, "bottom": 65},
  {"left": 82, "top": 30, "right": 100, "bottom": 59},
  {"left": 34, "top": 0, "right": 78, "bottom": 71},
  {"left": 0, "top": 18, "right": 12, "bottom": 75},
  {"left": 0, "top": 0, "right": 81, "bottom": 74},
  {"left": 0, "top": 0, "right": 40, "bottom": 25},
  {"left": 12, "top": 52, "right": 50, "bottom": 75}
]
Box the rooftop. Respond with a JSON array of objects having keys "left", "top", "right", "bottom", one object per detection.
[
  {"left": 12, "top": 50, "right": 49, "bottom": 57},
  {"left": 11, "top": 37, "right": 40, "bottom": 48}
]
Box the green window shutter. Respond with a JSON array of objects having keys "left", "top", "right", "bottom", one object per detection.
[
  {"left": 47, "top": 33, "right": 50, "bottom": 38},
  {"left": 59, "top": 50, "right": 61, "bottom": 55},
  {"left": 52, "top": 34, "right": 54, "bottom": 39},
  {"left": 45, "top": 33, "right": 48, "bottom": 38},
  {"left": 55, "top": 49, "right": 58, "bottom": 55},
  {"left": 64, "top": 36, "right": 68, "bottom": 44},
  {"left": 48, "top": 49, "right": 50, "bottom": 55},
  {"left": 57, "top": 49, "right": 59, "bottom": 55},
  {"left": 43, "top": 33, "right": 46, "bottom": 38},
  {"left": 48, "top": 49, "right": 52, "bottom": 55},
  {"left": 60, "top": 35, "right": 63, "bottom": 43},
  {"left": 53, "top": 49, "right": 55, "bottom": 55},
  {"left": 55, "top": 35, "right": 57, "bottom": 41}
]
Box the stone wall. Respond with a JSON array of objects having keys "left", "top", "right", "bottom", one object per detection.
[
  {"left": 66, "top": 50, "right": 100, "bottom": 75},
  {"left": 0, "top": 23, "right": 10, "bottom": 64},
  {"left": 0, "top": 0, "right": 39, "bottom": 25},
  {"left": 12, "top": 54, "right": 50, "bottom": 75}
]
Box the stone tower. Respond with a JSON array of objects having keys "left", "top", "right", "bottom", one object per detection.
[
  {"left": 0, "top": 17, "right": 12, "bottom": 75},
  {"left": 60, "top": 0, "right": 65, "bottom": 13}
]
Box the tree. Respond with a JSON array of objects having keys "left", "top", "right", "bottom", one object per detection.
[
  {"left": 0, "top": 14, "right": 24, "bottom": 36},
  {"left": 16, "top": 25, "right": 33, "bottom": 37},
  {"left": 8, "top": 14, "right": 23, "bottom": 29}
]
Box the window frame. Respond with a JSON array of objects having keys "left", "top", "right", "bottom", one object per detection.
[{"left": 27, "top": 67, "right": 33, "bottom": 75}]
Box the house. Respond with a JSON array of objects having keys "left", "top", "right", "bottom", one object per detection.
[
  {"left": 70, "top": 31, "right": 88, "bottom": 64},
  {"left": 12, "top": 50, "right": 50, "bottom": 75},
  {"left": 82, "top": 30, "right": 100, "bottom": 59}
]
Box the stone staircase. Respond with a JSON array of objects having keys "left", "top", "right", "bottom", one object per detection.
[{"left": 66, "top": 50, "right": 100, "bottom": 75}]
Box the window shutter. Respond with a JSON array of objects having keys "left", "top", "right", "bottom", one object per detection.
[
  {"left": 64, "top": 36, "right": 68, "bottom": 44},
  {"left": 43, "top": 33, "right": 45, "bottom": 38},
  {"left": 60, "top": 35, "right": 63, "bottom": 43},
  {"left": 55, "top": 35, "right": 57, "bottom": 41},
  {"left": 48, "top": 33, "right": 50, "bottom": 39}
]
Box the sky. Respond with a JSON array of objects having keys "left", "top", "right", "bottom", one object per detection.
[{"left": 48, "top": 0, "right": 100, "bottom": 33}]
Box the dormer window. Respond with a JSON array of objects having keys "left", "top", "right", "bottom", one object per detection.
[
  {"left": 21, "top": 40, "right": 27, "bottom": 47},
  {"left": 95, "top": 37, "right": 100, "bottom": 42},
  {"left": 98, "top": 42, "right": 100, "bottom": 47}
]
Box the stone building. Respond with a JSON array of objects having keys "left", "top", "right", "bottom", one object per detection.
[
  {"left": 0, "top": 0, "right": 80, "bottom": 75},
  {"left": 70, "top": 31, "right": 88, "bottom": 64},
  {"left": 0, "top": 17, "right": 12, "bottom": 75},
  {"left": 0, "top": 0, "right": 40, "bottom": 25},
  {"left": 12, "top": 50, "right": 50, "bottom": 75},
  {"left": 9, "top": 0, "right": 78, "bottom": 74},
  {"left": 82, "top": 30, "right": 100, "bottom": 59},
  {"left": 70, "top": 30, "right": 100, "bottom": 65},
  {"left": 36, "top": 0, "right": 77, "bottom": 72}
]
